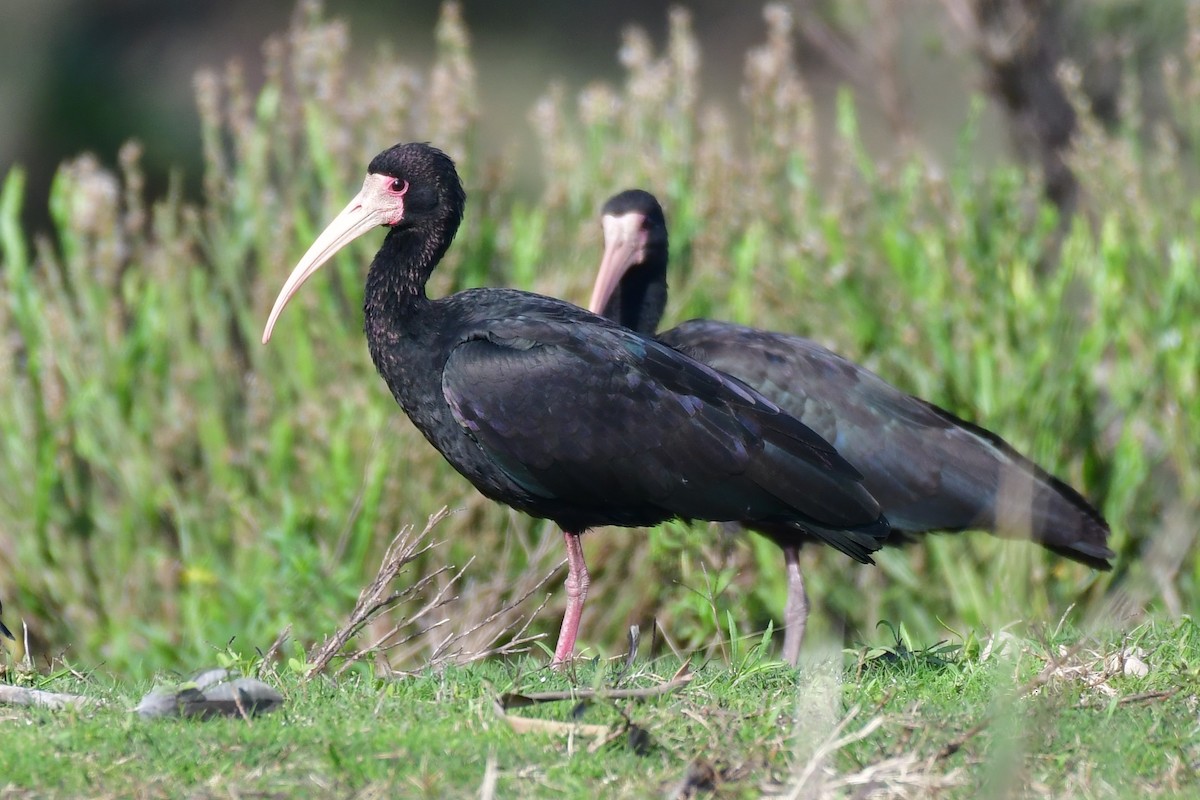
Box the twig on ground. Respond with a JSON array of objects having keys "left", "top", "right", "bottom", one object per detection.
[
  {"left": 420, "top": 562, "right": 557, "bottom": 670},
  {"left": 785, "top": 705, "right": 885, "bottom": 799},
  {"left": 494, "top": 664, "right": 686, "bottom": 751},
  {"left": 331, "top": 558, "right": 469, "bottom": 676},
  {"left": 260, "top": 624, "right": 291, "bottom": 667},
  {"left": 767, "top": 701, "right": 966, "bottom": 799},
  {"left": 493, "top": 698, "right": 610, "bottom": 737},
  {"left": 1118, "top": 689, "right": 1176, "bottom": 707},
  {"left": 500, "top": 664, "right": 693, "bottom": 707},
  {"left": 0, "top": 684, "right": 102, "bottom": 710},
  {"left": 936, "top": 716, "right": 990, "bottom": 761},
  {"left": 936, "top": 632, "right": 1150, "bottom": 760}
]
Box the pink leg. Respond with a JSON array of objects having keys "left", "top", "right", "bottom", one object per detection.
[
  {"left": 780, "top": 544, "right": 808, "bottom": 667},
  {"left": 552, "top": 530, "right": 590, "bottom": 665}
]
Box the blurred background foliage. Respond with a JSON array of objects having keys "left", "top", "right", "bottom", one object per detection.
[{"left": 0, "top": 0, "right": 1197, "bottom": 677}]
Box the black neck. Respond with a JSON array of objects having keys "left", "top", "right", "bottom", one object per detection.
[
  {"left": 603, "top": 253, "right": 668, "bottom": 335},
  {"left": 364, "top": 223, "right": 455, "bottom": 332}
]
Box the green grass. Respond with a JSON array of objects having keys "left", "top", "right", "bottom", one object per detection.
[
  {"left": 0, "top": 0, "right": 1197, "bottom": 683},
  {"left": 2, "top": 620, "right": 1198, "bottom": 798},
  {"left": 4, "top": 4, "right": 1197, "bottom": 796}
]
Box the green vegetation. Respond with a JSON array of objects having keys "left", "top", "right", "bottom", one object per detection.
[
  {"left": 3, "top": 2, "right": 1198, "bottom": 795},
  {"left": 0, "top": 0, "right": 1196, "bottom": 717},
  {"left": 1, "top": 621, "right": 1197, "bottom": 797}
]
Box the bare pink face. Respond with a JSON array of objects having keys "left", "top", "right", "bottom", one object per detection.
[
  {"left": 587, "top": 210, "right": 648, "bottom": 315},
  {"left": 262, "top": 173, "right": 409, "bottom": 344}
]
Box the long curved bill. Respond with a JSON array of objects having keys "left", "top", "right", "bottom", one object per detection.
[
  {"left": 587, "top": 212, "right": 646, "bottom": 315},
  {"left": 262, "top": 179, "right": 392, "bottom": 344}
]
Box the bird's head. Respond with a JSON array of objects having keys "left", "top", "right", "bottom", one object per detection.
[
  {"left": 588, "top": 189, "right": 669, "bottom": 334},
  {"left": 262, "top": 142, "right": 464, "bottom": 343}
]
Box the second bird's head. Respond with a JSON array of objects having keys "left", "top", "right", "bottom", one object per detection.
[{"left": 589, "top": 189, "right": 669, "bottom": 334}]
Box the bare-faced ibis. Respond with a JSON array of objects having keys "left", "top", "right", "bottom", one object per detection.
[
  {"left": 262, "top": 144, "right": 892, "bottom": 664},
  {"left": 589, "top": 189, "right": 1114, "bottom": 664}
]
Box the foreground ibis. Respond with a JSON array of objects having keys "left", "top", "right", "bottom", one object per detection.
[
  {"left": 262, "top": 143, "right": 891, "bottom": 664},
  {"left": 590, "top": 189, "right": 1114, "bottom": 663}
]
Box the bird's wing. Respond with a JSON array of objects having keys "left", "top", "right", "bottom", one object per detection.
[
  {"left": 665, "top": 320, "right": 1112, "bottom": 567},
  {"left": 440, "top": 315, "right": 886, "bottom": 559}
]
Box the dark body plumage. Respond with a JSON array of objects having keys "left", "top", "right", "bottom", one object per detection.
[
  {"left": 263, "top": 145, "right": 890, "bottom": 664},
  {"left": 367, "top": 282, "right": 887, "bottom": 558},
  {"left": 666, "top": 320, "right": 1113, "bottom": 567},
  {"left": 590, "top": 189, "right": 1114, "bottom": 659}
]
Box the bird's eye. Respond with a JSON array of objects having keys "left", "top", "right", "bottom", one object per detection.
[{"left": 390, "top": 179, "right": 409, "bottom": 195}]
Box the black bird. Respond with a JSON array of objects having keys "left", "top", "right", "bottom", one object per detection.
[
  {"left": 589, "top": 189, "right": 1114, "bottom": 664},
  {"left": 262, "top": 144, "right": 890, "bottom": 664}
]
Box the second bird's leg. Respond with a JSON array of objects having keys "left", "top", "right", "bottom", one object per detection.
[
  {"left": 552, "top": 530, "right": 591, "bottom": 665},
  {"left": 779, "top": 544, "right": 808, "bottom": 666}
]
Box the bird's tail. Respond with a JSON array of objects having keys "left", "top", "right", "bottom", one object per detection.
[
  {"left": 746, "top": 412, "right": 893, "bottom": 564},
  {"left": 919, "top": 404, "right": 1115, "bottom": 570},
  {"left": 991, "top": 457, "right": 1114, "bottom": 570},
  {"left": 800, "top": 514, "right": 892, "bottom": 564}
]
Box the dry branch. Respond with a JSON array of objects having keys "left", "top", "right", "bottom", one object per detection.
[
  {"left": 500, "top": 664, "right": 693, "bottom": 707},
  {"left": 0, "top": 684, "right": 102, "bottom": 710},
  {"left": 306, "top": 507, "right": 453, "bottom": 678},
  {"left": 492, "top": 699, "right": 611, "bottom": 738},
  {"left": 307, "top": 506, "right": 564, "bottom": 677}
]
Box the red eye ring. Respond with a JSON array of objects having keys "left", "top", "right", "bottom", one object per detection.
[{"left": 390, "top": 179, "right": 409, "bottom": 196}]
